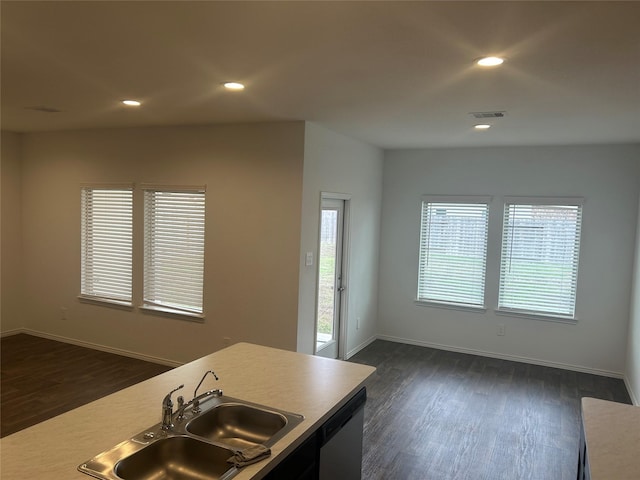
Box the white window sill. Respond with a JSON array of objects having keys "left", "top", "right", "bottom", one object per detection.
[
  {"left": 140, "top": 305, "right": 204, "bottom": 322},
  {"left": 78, "top": 295, "right": 133, "bottom": 310},
  {"left": 495, "top": 308, "right": 577, "bottom": 324},
  {"left": 414, "top": 299, "right": 487, "bottom": 314}
]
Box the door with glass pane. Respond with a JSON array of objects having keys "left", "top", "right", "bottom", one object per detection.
[{"left": 315, "top": 198, "right": 346, "bottom": 359}]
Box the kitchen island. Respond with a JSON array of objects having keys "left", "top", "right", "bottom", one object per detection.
[
  {"left": 578, "top": 397, "right": 640, "bottom": 480},
  {"left": 0, "top": 342, "right": 376, "bottom": 479}
]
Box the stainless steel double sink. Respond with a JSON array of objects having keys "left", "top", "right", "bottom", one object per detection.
[{"left": 78, "top": 396, "right": 304, "bottom": 480}]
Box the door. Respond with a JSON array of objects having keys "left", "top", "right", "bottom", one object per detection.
[{"left": 316, "top": 197, "right": 347, "bottom": 359}]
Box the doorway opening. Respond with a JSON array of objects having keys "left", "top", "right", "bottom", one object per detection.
[{"left": 315, "top": 195, "right": 349, "bottom": 359}]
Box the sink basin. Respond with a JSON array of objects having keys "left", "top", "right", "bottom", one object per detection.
[
  {"left": 79, "top": 396, "right": 303, "bottom": 480},
  {"left": 114, "top": 436, "right": 235, "bottom": 480},
  {"left": 186, "top": 403, "right": 288, "bottom": 449}
]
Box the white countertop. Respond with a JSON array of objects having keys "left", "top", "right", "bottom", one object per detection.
[
  {"left": 0, "top": 342, "right": 376, "bottom": 479},
  {"left": 581, "top": 397, "right": 640, "bottom": 480}
]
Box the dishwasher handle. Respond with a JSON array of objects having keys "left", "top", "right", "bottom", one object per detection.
[{"left": 319, "top": 387, "right": 367, "bottom": 447}]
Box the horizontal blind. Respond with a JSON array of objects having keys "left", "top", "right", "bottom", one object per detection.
[
  {"left": 144, "top": 189, "right": 205, "bottom": 315},
  {"left": 418, "top": 201, "right": 489, "bottom": 307},
  {"left": 498, "top": 203, "right": 582, "bottom": 318},
  {"left": 80, "top": 187, "right": 133, "bottom": 303}
]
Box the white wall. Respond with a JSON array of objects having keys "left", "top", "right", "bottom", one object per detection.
[
  {"left": 379, "top": 144, "right": 640, "bottom": 375},
  {"left": 7, "top": 120, "right": 638, "bottom": 381},
  {"left": 297, "top": 122, "right": 383, "bottom": 357},
  {"left": 626, "top": 194, "right": 640, "bottom": 404},
  {"left": 16, "top": 122, "right": 305, "bottom": 363},
  {"left": 1, "top": 131, "right": 24, "bottom": 333}
]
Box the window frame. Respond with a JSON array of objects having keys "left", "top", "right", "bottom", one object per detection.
[
  {"left": 416, "top": 195, "right": 491, "bottom": 310},
  {"left": 79, "top": 184, "right": 134, "bottom": 308},
  {"left": 496, "top": 196, "right": 583, "bottom": 322},
  {"left": 141, "top": 185, "right": 206, "bottom": 320}
]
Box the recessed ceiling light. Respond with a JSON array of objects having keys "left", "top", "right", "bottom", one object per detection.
[
  {"left": 223, "top": 82, "right": 245, "bottom": 91},
  {"left": 121, "top": 100, "right": 141, "bottom": 106},
  {"left": 474, "top": 124, "right": 492, "bottom": 130},
  {"left": 476, "top": 56, "right": 505, "bottom": 67}
]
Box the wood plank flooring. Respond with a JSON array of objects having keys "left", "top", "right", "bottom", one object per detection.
[
  {"left": 1, "top": 334, "right": 632, "bottom": 479},
  {"left": 1, "top": 334, "right": 172, "bottom": 438},
  {"left": 348, "top": 340, "right": 631, "bottom": 480}
]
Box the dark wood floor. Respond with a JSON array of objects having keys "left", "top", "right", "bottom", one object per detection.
[
  {"left": 1, "top": 335, "right": 632, "bottom": 479},
  {"left": 1, "top": 334, "right": 173, "bottom": 437},
  {"left": 348, "top": 340, "right": 631, "bottom": 480}
]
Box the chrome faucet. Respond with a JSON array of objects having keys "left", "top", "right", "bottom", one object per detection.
[
  {"left": 176, "top": 370, "right": 223, "bottom": 421},
  {"left": 161, "top": 384, "right": 184, "bottom": 430},
  {"left": 192, "top": 370, "right": 221, "bottom": 413}
]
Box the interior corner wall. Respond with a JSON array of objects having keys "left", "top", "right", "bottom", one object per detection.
[
  {"left": 297, "top": 122, "right": 383, "bottom": 357},
  {"left": 378, "top": 144, "right": 640, "bottom": 375},
  {"left": 19, "top": 122, "right": 305, "bottom": 364},
  {"left": 1, "top": 131, "right": 24, "bottom": 333},
  {"left": 626, "top": 193, "right": 640, "bottom": 404}
]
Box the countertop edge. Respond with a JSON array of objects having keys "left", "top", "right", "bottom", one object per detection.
[
  {"left": 0, "top": 342, "right": 377, "bottom": 480},
  {"left": 581, "top": 397, "right": 640, "bottom": 480}
]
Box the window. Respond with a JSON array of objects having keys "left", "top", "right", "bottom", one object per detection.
[
  {"left": 143, "top": 187, "right": 206, "bottom": 316},
  {"left": 417, "top": 197, "right": 490, "bottom": 308},
  {"left": 80, "top": 187, "right": 133, "bottom": 304},
  {"left": 498, "top": 198, "right": 583, "bottom": 319}
]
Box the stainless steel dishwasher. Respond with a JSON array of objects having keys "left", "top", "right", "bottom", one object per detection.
[{"left": 318, "top": 387, "right": 367, "bottom": 480}]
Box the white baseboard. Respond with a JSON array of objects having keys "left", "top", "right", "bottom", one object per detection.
[
  {"left": 5, "top": 328, "right": 632, "bottom": 396},
  {"left": 1, "top": 328, "right": 24, "bottom": 338},
  {"left": 344, "top": 335, "right": 377, "bottom": 360},
  {"left": 623, "top": 375, "right": 639, "bottom": 406},
  {"left": 2, "top": 328, "right": 183, "bottom": 368},
  {"left": 376, "top": 334, "right": 625, "bottom": 379}
]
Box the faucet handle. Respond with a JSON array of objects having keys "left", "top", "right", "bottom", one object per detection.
[
  {"left": 176, "top": 395, "right": 186, "bottom": 421},
  {"left": 163, "top": 384, "right": 184, "bottom": 407}
]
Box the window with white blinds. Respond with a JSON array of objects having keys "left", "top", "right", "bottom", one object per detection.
[
  {"left": 417, "top": 198, "right": 490, "bottom": 308},
  {"left": 143, "top": 187, "right": 205, "bottom": 316},
  {"left": 498, "top": 199, "right": 583, "bottom": 319},
  {"left": 80, "top": 187, "right": 133, "bottom": 304}
]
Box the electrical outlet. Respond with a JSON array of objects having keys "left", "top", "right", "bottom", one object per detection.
[
  {"left": 497, "top": 324, "right": 505, "bottom": 336},
  {"left": 61, "top": 307, "right": 68, "bottom": 321}
]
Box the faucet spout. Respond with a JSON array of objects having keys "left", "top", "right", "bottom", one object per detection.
[
  {"left": 193, "top": 370, "right": 219, "bottom": 399},
  {"left": 191, "top": 370, "right": 221, "bottom": 414}
]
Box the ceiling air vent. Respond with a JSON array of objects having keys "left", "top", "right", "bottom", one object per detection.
[
  {"left": 25, "top": 106, "right": 62, "bottom": 113},
  {"left": 469, "top": 111, "right": 506, "bottom": 119}
]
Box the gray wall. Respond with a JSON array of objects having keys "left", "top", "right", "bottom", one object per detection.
[
  {"left": 627, "top": 194, "right": 640, "bottom": 404},
  {"left": 297, "top": 122, "right": 383, "bottom": 356},
  {"left": 8, "top": 122, "right": 305, "bottom": 364},
  {"left": 378, "top": 144, "right": 640, "bottom": 375},
  {"left": 3, "top": 121, "right": 639, "bottom": 389},
  {"left": 1, "top": 131, "right": 24, "bottom": 332}
]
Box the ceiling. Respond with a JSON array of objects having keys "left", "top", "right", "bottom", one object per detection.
[{"left": 2, "top": 1, "right": 639, "bottom": 149}]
